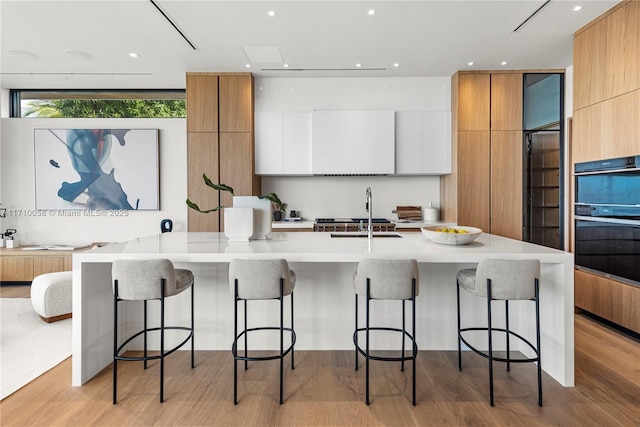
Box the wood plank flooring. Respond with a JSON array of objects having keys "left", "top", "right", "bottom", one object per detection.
[{"left": 1, "top": 285, "right": 639, "bottom": 426}]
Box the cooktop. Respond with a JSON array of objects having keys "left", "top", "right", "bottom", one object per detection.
[{"left": 315, "top": 218, "right": 391, "bottom": 224}]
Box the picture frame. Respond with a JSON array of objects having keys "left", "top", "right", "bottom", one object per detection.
[{"left": 33, "top": 128, "right": 159, "bottom": 210}]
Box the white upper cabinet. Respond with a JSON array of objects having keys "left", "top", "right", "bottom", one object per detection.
[
  {"left": 283, "top": 112, "right": 312, "bottom": 175},
  {"left": 255, "top": 112, "right": 284, "bottom": 175},
  {"left": 395, "top": 111, "right": 451, "bottom": 175},
  {"left": 255, "top": 112, "right": 312, "bottom": 175},
  {"left": 312, "top": 110, "right": 395, "bottom": 175}
]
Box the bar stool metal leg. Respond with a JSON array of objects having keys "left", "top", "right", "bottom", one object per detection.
[
  {"left": 536, "top": 280, "right": 543, "bottom": 407},
  {"left": 505, "top": 300, "right": 510, "bottom": 372},
  {"left": 487, "top": 279, "right": 494, "bottom": 407},
  {"left": 113, "top": 283, "right": 119, "bottom": 405},
  {"left": 401, "top": 300, "right": 405, "bottom": 372},
  {"left": 160, "top": 285, "right": 165, "bottom": 403},
  {"left": 365, "top": 279, "right": 371, "bottom": 406},
  {"left": 412, "top": 279, "right": 416, "bottom": 406},
  {"left": 457, "top": 279, "right": 462, "bottom": 371}
]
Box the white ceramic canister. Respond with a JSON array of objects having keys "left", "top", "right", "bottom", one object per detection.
[{"left": 424, "top": 202, "right": 438, "bottom": 222}]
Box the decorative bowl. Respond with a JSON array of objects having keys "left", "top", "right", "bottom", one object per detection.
[{"left": 421, "top": 225, "right": 482, "bottom": 245}]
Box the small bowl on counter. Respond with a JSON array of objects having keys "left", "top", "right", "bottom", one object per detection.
[{"left": 421, "top": 225, "right": 482, "bottom": 245}]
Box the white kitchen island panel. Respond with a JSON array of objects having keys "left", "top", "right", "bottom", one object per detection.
[{"left": 72, "top": 232, "right": 574, "bottom": 387}]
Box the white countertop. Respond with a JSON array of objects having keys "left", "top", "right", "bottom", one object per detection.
[{"left": 78, "top": 231, "right": 572, "bottom": 264}]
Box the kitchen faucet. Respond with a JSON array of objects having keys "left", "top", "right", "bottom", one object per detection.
[{"left": 365, "top": 187, "right": 372, "bottom": 240}]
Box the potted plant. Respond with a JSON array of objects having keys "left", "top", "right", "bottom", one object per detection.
[{"left": 186, "top": 174, "right": 286, "bottom": 240}]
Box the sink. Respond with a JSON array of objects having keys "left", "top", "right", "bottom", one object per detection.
[{"left": 330, "top": 231, "right": 403, "bottom": 238}]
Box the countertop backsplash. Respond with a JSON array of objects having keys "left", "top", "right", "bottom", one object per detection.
[{"left": 262, "top": 175, "right": 440, "bottom": 221}]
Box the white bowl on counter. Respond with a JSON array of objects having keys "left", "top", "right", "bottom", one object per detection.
[{"left": 421, "top": 225, "right": 482, "bottom": 245}]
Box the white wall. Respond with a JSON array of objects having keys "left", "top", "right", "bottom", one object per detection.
[
  {"left": 0, "top": 118, "right": 187, "bottom": 245},
  {"left": 0, "top": 76, "right": 451, "bottom": 244},
  {"left": 256, "top": 76, "right": 450, "bottom": 220}
]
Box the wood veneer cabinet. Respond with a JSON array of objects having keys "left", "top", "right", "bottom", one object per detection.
[
  {"left": 442, "top": 71, "right": 523, "bottom": 239},
  {"left": 575, "top": 270, "right": 640, "bottom": 334},
  {"left": 186, "top": 72, "right": 259, "bottom": 232},
  {"left": 0, "top": 248, "right": 73, "bottom": 282},
  {"left": 186, "top": 73, "right": 219, "bottom": 133},
  {"left": 572, "top": 0, "right": 640, "bottom": 332}
]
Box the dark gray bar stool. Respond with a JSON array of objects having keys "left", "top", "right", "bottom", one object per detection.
[
  {"left": 229, "top": 258, "right": 296, "bottom": 405},
  {"left": 112, "top": 258, "right": 195, "bottom": 404},
  {"left": 353, "top": 258, "right": 419, "bottom": 405},
  {"left": 456, "top": 259, "right": 542, "bottom": 407}
]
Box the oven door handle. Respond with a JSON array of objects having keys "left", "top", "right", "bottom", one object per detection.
[{"left": 575, "top": 215, "right": 640, "bottom": 226}]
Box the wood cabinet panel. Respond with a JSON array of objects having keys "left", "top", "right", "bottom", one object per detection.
[
  {"left": 490, "top": 74, "right": 523, "bottom": 131},
  {"left": 606, "top": 0, "right": 640, "bottom": 99},
  {"left": 219, "top": 74, "right": 253, "bottom": 133},
  {"left": 33, "top": 257, "right": 66, "bottom": 277},
  {"left": 573, "top": 17, "right": 608, "bottom": 110},
  {"left": 1, "top": 257, "right": 34, "bottom": 281},
  {"left": 457, "top": 73, "right": 490, "bottom": 131},
  {"left": 575, "top": 269, "right": 640, "bottom": 333},
  {"left": 572, "top": 90, "right": 640, "bottom": 163},
  {"left": 186, "top": 73, "right": 218, "bottom": 133},
  {"left": 457, "top": 131, "right": 490, "bottom": 231},
  {"left": 219, "top": 133, "right": 260, "bottom": 230},
  {"left": 187, "top": 132, "right": 220, "bottom": 232},
  {"left": 601, "top": 90, "right": 640, "bottom": 159},
  {"left": 490, "top": 131, "right": 523, "bottom": 240}
]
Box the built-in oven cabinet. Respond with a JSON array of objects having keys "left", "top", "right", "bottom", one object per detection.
[{"left": 575, "top": 269, "right": 640, "bottom": 334}]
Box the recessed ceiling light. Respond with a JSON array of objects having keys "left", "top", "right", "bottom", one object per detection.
[
  {"left": 393, "top": 63, "right": 400, "bottom": 68},
  {"left": 267, "top": 10, "right": 276, "bottom": 17},
  {"left": 501, "top": 61, "right": 508, "bottom": 66},
  {"left": 468, "top": 61, "right": 474, "bottom": 66},
  {"left": 283, "top": 63, "right": 289, "bottom": 68},
  {"left": 7, "top": 49, "right": 40, "bottom": 60},
  {"left": 355, "top": 63, "right": 362, "bottom": 68},
  {"left": 128, "top": 52, "right": 139, "bottom": 58},
  {"left": 572, "top": 5, "right": 582, "bottom": 12},
  {"left": 245, "top": 63, "right": 251, "bottom": 68},
  {"left": 367, "top": 9, "right": 376, "bottom": 15},
  {"left": 64, "top": 49, "right": 94, "bottom": 60}
]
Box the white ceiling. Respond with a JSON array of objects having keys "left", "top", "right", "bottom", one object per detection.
[{"left": 0, "top": 0, "right": 620, "bottom": 90}]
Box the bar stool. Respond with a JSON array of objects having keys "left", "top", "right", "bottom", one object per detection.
[
  {"left": 229, "top": 258, "right": 296, "bottom": 405},
  {"left": 456, "top": 259, "right": 542, "bottom": 407},
  {"left": 353, "top": 258, "right": 419, "bottom": 405},
  {"left": 112, "top": 259, "right": 194, "bottom": 404}
]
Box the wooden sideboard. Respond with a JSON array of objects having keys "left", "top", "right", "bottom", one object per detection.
[{"left": 0, "top": 247, "right": 78, "bottom": 282}]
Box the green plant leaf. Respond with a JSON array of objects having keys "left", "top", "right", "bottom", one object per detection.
[
  {"left": 258, "top": 193, "right": 285, "bottom": 211},
  {"left": 203, "top": 174, "right": 234, "bottom": 195},
  {"left": 186, "top": 198, "right": 223, "bottom": 213}
]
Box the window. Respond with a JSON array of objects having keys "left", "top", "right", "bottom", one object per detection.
[{"left": 10, "top": 90, "right": 185, "bottom": 118}]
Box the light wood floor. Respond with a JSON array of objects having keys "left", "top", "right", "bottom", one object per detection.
[{"left": 1, "top": 285, "right": 639, "bottom": 426}]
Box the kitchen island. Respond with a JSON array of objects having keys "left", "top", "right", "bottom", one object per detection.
[{"left": 72, "top": 231, "right": 574, "bottom": 387}]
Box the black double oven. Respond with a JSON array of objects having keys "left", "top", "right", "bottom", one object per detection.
[{"left": 574, "top": 155, "right": 640, "bottom": 287}]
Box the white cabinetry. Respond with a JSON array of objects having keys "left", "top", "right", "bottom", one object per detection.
[
  {"left": 312, "top": 110, "right": 395, "bottom": 175},
  {"left": 255, "top": 112, "right": 312, "bottom": 175},
  {"left": 395, "top": 111, "right": 451, "bottom": 175},
  {"left": 283, "top": 112, "right": 312, "bottom": 175}
]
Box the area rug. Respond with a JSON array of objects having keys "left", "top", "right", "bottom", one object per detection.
[{"left": 0, "top": 298, "right": 72, "bottom": 400}]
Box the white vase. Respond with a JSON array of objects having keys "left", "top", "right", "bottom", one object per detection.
[
  {"left": 223, "top": 207, "right": 254, "bottom": 242},
  {"left": 232, "top": 196, "right": 272, "bottom": 239}
]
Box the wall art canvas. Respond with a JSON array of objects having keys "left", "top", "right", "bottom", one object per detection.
[{"left": 34, "top": 129, "right": 159, "bottom": 210}]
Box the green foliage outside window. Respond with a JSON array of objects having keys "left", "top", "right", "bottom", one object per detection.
[{"left": 23, "top": 99, "right": 186, "bottom": 118}]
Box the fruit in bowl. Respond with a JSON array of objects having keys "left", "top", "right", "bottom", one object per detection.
[{"left": 421, "top": 225, "right": 482, "bottom": 245}]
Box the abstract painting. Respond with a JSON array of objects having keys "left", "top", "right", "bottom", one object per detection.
[{"left": 34, "top": 129, "right": 159, "bottom": 210}]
